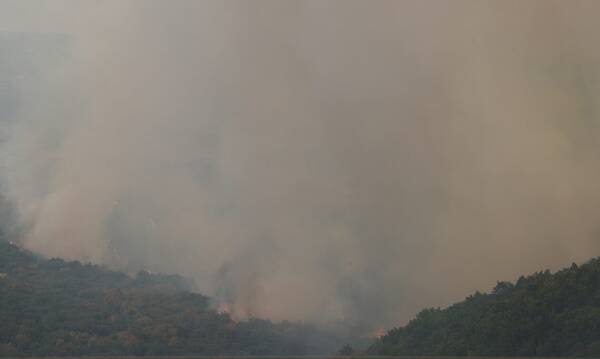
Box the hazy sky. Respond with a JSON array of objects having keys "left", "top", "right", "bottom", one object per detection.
[{"left": 1, "top": 0, "right": 600, "bottom": 332}]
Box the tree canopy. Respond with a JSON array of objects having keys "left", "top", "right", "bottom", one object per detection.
[
  {"left": 369, "top": 258, "right": 600, "bottom": 357},
  {"left": 0, "top": 240, "right": 341, "bottom": 356}
]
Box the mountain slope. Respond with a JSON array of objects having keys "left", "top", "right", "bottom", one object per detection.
[
  {"left": 0, "top": 240, "right": 339, "bottom": 356},
  {"left": 369, "top": 258, "right": 600, "bottom": 357}
]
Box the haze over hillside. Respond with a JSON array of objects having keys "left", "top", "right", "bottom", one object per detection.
[
  {"left": 2, "top": 0, "right": 600, "bottom": 335},
  {"left": 369, "top": 258, "right": 600, "bottom": 357},
  {"left": 3, "top": 236, "right": 600, "bottom": 357},
  {"left": 0, "top": 239, "right": 346, "bottom": 356}
]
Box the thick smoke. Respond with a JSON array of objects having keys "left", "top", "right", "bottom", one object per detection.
[{"left": 2, "top": 0, "right": 600, "bottom": 332}]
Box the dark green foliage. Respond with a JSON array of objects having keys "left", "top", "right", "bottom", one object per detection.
[
  {"left": 369, "top": 259, "right": 600, "bottom": 357},
  {"left": 0, "top": 241, "right": 338, "bottom": 356}
]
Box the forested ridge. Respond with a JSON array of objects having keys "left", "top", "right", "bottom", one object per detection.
[
  {"left": 4, "top": 234, "right": 600, "bottom": 357},
  {"left": 0, "top": 239, "right": 340, "bottom": 356},
  {"left": 369, "top": 257, "right": 600, "bottom": 357}
]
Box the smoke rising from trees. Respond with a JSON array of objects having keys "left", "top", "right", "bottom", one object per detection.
[{"left": 2, "top": 0, "right": 600, "bottom": 332}]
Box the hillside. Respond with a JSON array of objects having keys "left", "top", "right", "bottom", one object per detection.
[
  {"left": 369, "top": 258, "right": 600, "bottom": 357},
  {"left": 0, "top": 240, "right": 340, "bottom": 356}
]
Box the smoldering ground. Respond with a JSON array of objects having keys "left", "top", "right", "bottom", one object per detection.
[{"left": 1, "top": 0, "right": 600, "bottom": 333}]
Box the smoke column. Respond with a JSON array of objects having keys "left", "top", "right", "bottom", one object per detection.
[{"left": 2, "top": 0, "right": 600, "bottom": 331}]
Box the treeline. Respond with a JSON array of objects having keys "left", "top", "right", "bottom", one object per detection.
[
  {"left": 0, "top": 240, "right": 339, "bottom": 356},
  {"left": 369, "top": 257, "right": 600, "bottom": 357},
  {"left": 6, "top": 234, "right": 600, "bottom": 357}
]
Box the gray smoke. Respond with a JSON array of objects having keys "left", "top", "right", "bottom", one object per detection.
[{"left": 2, "top": 0, "right": 600, "bottom": 332}]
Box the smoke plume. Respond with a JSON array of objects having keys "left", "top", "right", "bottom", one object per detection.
[{"left": 2, "top": 0, "right": 600, "bottom": 332}]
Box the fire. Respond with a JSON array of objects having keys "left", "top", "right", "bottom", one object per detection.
[
  {"left": 372, "top": 328, "right": 387, "bottom": 338},
  {"left": 216, "top": 302, "right": 246, "bottom": 323},
  {"left": 217, "top": 303, "right": 231, "bottom": 315}
]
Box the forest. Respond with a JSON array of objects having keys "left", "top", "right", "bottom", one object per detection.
[
  {"left": 4, "top": 233, "right": 600, "bottom": 356},
  {"left": 369, "top": 257, "right": 600, "bottom": 357},
  {"left": 0, "top": 239, "right": 342, "bottom": 356}
]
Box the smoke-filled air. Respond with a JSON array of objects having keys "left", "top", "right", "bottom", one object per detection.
[{"left": 2, "top": 0, "right": 600, "bottom": 334}]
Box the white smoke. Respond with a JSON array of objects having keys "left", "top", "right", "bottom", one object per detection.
[{"left": 1, "top": 0, "right": 600, "bottom": 332}]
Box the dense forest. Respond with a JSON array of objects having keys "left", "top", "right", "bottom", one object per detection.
[
  {"left": 369, "top": 257, "right": 600, "bottom": 357},
  {"left": 0, "top": 239, "right": 342, "bottom": 356},
  {"left": 5, "top": 232, "right": 600, "bottom": 357}
]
